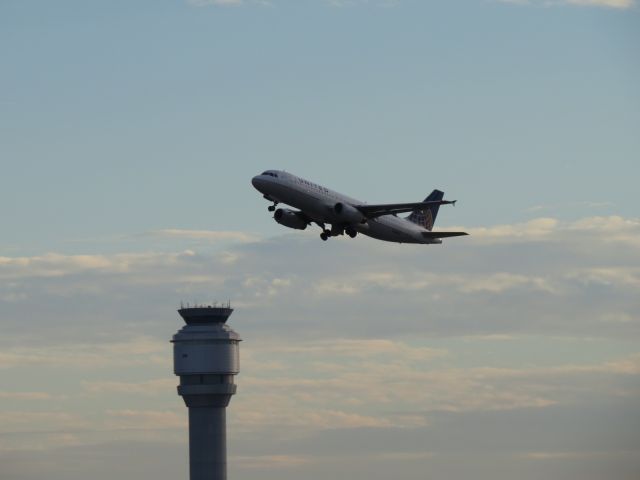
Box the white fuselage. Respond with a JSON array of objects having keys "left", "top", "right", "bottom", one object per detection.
[{"left": 252, "top": 171, "right": 440, "bottom": 244}]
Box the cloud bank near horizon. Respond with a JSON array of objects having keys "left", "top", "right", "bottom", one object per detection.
[
  {"left": 1, "top": 215, "right": 638, "bottom": 341},
  {"left": 1, "top": 215, "right": 638, "bottom": 479}
]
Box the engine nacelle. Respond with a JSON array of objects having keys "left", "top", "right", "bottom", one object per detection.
[
  {"left": 333, "top": 202, "right": 365, "bottom": 224},
  {"left": 274, "top": 208, "right": 308, "bottom": 230}
]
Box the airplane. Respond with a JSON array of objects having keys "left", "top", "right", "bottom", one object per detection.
[{"left": 251, "top": 170, "right": 468, "bottom": 244}]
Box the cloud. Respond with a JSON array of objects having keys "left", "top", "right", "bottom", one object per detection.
[
  {"left": 565, "top": 0, "right": 634, "bottom": 7},
  {"left": 566, "top": 267, "right": 640, "bottom": 289},
  {"left": 186, "top": 0, "right": 399, "bottom": 7},
  {"left": 105, "top": 409, "right": 184, "bottom": 430},
  {"left": 465, "top": 215, "right": 640, "bottom": 245},
  {"left": 150, "top": 229, "right": 258, "bottom": 243},
  {"left": 525, "top": 201, "right": 615, "bottom": 213},
  {"left": 0, "top": 391, "right": 53, "bottom": 400},
  {"left": 187, "top": 0, "right": 635, "bottom": 7},
  {"left": 1, "top": 215, "right": 639, "bottom": 343},
  {"left": 467, "top": 217, "right": 559, "bottom": 241},
  {"left": 186, "top": 0, "right": 278, "bottom": 6},
  {"left": 327, "top": 0, "right": 400, "bottom": 6},
  {"left": 270, "top": 338, "right": 448, "bottom": 361},
  {"left": 0, "top": 411, "right": 89, "bottom": 435},
  {"left": 0, "top": 250, "right": 200, "bottom": 280},
  {"left": 497, "top": 0, "right": 635, "bottom": 8},
  {"left": 312, "top": 271, "right": 556, "bottom": 296},
  {"left": 0, "top": 215, "right": 638, "bottom": 476},
  {"left": 231, "top": 339, "right": 640, "bottom": 433},
  {"left": 522, "top": 450, "right": 640, "bottom": 460},
  {"left": 0, "top": 337, "right": 168, "bottom": 369},
  {"left": 187, "top": 0, "right": 244, "bottom": 6},
  {"left": 82, "top": 379, "right": 175, "bottom": 395},
  {"left": 231, "top": 454, "right": 312, "bottom": 469}
]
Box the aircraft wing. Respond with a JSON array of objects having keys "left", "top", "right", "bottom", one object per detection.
[
  {"left": 421, "top": 231, "right": 468, "bottom": 238},
  {"left": 356, "top": 200, "right": 456, "bottom": 219}
]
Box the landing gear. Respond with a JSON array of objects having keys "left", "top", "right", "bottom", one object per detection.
[
  {"left": 267, "top": 202, "right": 278, "bottom": 212},
  {"left": 315, "top": 222, "right": 331, "bottom": 242},
  {"left": 317, "top": 223, "right": 357, "bottom": 241}
]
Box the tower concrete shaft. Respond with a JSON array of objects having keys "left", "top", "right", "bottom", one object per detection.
[{"left": 172, "top": 305, "right": 241, "bottom": 480}]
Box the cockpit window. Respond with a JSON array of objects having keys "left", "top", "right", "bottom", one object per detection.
[{"left": 261, "top": 171, "right": 278, "bottom": 178}]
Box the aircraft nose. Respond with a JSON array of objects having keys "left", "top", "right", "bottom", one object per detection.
[{"left": 251, "top": 175, "right": 264, "bottom": 191}]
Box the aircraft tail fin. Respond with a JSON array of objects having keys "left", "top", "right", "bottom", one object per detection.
[{"left": 407, "top": 189, "right": 444, "bottom": 231}]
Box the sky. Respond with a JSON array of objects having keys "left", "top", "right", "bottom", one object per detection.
[{"left": 0, "top": 1, "right": 639, "bottom": 479}]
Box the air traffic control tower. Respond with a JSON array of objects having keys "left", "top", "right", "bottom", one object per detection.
[{"left": 172, "top": 304, "right": 241, "bottom": 480}]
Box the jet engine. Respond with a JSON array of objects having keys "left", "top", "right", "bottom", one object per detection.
[
  {"left": 333, "top": 202, "right": 365, "bottom": 224},
  {"left": 274, "top": 208, "right": 308, "bottom": 230}
]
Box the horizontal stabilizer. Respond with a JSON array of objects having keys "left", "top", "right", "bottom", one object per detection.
[{"left": 421, "top": 231, "right": 469, "bottom": 239}]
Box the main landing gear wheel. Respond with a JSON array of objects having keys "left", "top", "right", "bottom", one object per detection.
[
  {"left": 320, "top": 232, "right": 329, "bottom": 241},
  {"left": 345, "top": 227, "right": 357, "bottom": 238},
  {"left": 267, "top": 202, "right": 278, "bottom": 212}
]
